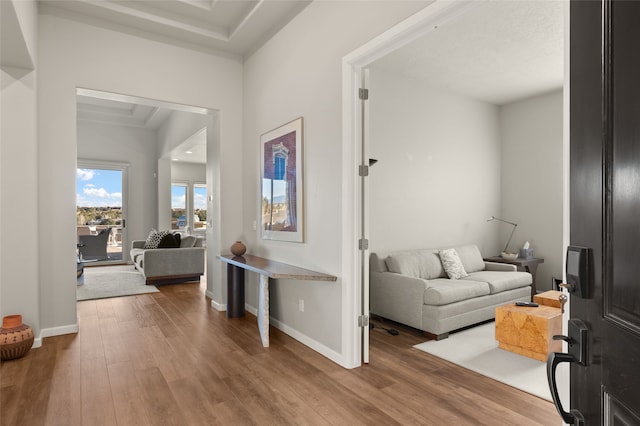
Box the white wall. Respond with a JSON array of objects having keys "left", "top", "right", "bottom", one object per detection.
[
  {"left": 243, "top": 1, "right": 428, "bottom": 361},
  {"left": 368, "top": 68, "right": 501, "bottom": 255},
  {"left": 157, "top": 111, "right": 209, "bottom": 159},
  {"left": 1, "top": 0, "right": 41, "bottom": 341},
  {"left": 77, "top": 121, "right": 158, "bottom": 251},
  {"left": 500, "top": 90, "right": 564, "bottom": 292},
  {"left": 37, "top": 13, "right": 243, "bottom": 336},
  {"left": 171, "top": 162, "right": 206, "bottom": 183},
  {"left": 367, "top": 69, "right": 563, "bottom": 292}
]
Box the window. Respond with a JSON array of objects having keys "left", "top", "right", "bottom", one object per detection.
[
  {"left": 171, "top": 183, "right": 187, "bottom": 229},
  {"left": 193, "top": 185, "right": 207, "bottom": 229}
]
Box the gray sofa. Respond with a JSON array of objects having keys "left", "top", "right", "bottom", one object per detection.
[
  {"left": 130, "top": 235, "right": 205, "bottom": 285},
  {"left": 370, "top": 244, "right": 532, "bottom": 340}
]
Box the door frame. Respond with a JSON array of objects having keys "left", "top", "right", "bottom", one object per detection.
[
  {"left": 341, "top": 1, "right": 572, "bottom": 393},
  {"left": 341, "top": 0, "right": 480, "bottom": 368},
  {"left": 76, "top": 159, "right": 129, "bottom": 264}
]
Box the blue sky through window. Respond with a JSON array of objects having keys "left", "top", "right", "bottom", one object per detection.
[
  {"left": 76, "top": 168, "right": 122, "bottom": 207},
  {"left": 171, "top": 185, "right": 207, "bottom": 210},
  {"left": 171, "top": 184, "right": 186, "bottom": 209},
  {"left": 194, "top": 186, "right": 207, "bottom": 210}
]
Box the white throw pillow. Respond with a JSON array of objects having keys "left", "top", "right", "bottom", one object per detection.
[{"left": 438, "top": 248, "right": 468, "bottom": 280}]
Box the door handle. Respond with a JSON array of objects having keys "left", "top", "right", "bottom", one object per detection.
[
  {"left": 547, "top": 352, "right": 583, "bottom": 424},
  {"left": 546, "top": 319, "right": 588, "bottom": 425}
]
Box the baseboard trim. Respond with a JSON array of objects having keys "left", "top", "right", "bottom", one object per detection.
[
  {"left": 37, "top": 323, "right": 79, "bottom": 347},
  {"left": 245, "top": 304, "right": 257, "bottom": 316},
  {"left": 243, "top": 303, "right": 347, "bottom": 368},
  {"left": 269, "top": 317, "right": 346, "bottom": 367},
  {"left": 209, "top": 294, "right": 226, "bottom": 312}
]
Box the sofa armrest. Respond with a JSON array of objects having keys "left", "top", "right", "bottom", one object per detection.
[
  {"left": 484, "top": 261, "right": 517, "bottom": 272},
  {"left": 131, "top": 240, "right": 146, "bottom": 249},
  {"left": 141, "top": 247, "right": 205, "bottom": 278},
  {"left": 370, "top": 271, "right": 429, "bottom": 330}
]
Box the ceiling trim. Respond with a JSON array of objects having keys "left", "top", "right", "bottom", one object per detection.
[
  {"left": 76, "top": 88, "right": 211, "bottom": 115},
  {"left": 176, "top": 0, "right": 215, "bottom": 12},
  {"left": 86, "top": 1, "right": 230, "bottom": 41},
  {"left": 229, "top": 0, "right": 263, "bottom": 40}
]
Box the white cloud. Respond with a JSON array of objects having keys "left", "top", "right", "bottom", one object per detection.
[
  {"left": 78, "top": 186, "right": 122, "bottom": 207},
  {"left": 172, "top": 195, "right": 186, "bottom": 209},
  {"left": 84, "top": 187, "right": 110, "bottom": 198},
  {"left": 77, "top": 169, "right": 95, "bottom": 181},
  {"left": 194, "top": 192, "right": 207, "bottom": 210}
]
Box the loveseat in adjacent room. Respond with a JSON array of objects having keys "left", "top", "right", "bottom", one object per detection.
[
  {"left": 130, "top": 232, "right": 205, "bottom": 285},
  {"left": 370, "top": 244, "right": 532, "bottom": 340}
]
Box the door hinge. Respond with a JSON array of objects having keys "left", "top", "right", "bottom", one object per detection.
[
  {"left": 359, "top": 238, "right": 369, "bottom": 250},
  {"left": 359, "top": 88, "right": 369, "bottom": 100},
  {"left": 359, "top": 165, "right": 369, "bottom": 177},
  {"left": 358, "top": 315, "right": 369, "bottom": 327}
]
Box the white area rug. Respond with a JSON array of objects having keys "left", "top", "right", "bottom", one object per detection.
[
  {"left": 77, "top": 265, "right": 159, "bottom": 301},
  {"left": 413, "top": 322, "right": 551, "bottom": 401}
]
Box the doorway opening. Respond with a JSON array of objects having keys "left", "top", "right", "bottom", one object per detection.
[
  {"left": 343, "top": 0, "right": 567, "bottom": 379},
  {"left": 75, "top": 88, "right": 219, "bottom": 299}
]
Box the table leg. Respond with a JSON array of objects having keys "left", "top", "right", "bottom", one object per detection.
[
  {"left": 524, "top": 265, "right": 539, "bottom": 298},
  {"left": 257, "top": 274, "right": 270, "bottom": 347},
  {"left": 227, "top": 264, "right": 245, "bottom": 318}
]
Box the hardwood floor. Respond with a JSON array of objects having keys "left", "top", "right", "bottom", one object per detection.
[{"left": 1, "top": 281, "right": 559, "bottom": 425}]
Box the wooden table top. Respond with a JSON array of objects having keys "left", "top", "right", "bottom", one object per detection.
[
  {"left": 217, "top": 254, "right": 337, "bottom": 282},
  {"left": 496, "top": 303, "right": 562, "bottom": 319}
]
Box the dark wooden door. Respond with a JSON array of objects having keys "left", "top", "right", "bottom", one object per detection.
[{"left": 567, "top": 0, "right": 640, "bottom": 424}]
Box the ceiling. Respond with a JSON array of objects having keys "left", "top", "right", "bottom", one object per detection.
[
  {"left": 73, "top": 1, "right": 563, "bottom": 165},
  {"left": 58, "top": 1, "right": 313, "bottom": 165},
  {"left": 39, "top": 0, "right": 311, "bottom": 59},
  {"left": 371, "top": 1, "right": 564, "bottom": 105},
  {"left": 77, "top": 93, "right": 172, "bottom": 130},
  {"left": 76, "top": 89, "right": 208, "bottom": 164}
]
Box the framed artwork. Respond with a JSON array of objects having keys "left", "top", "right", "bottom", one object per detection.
[{"left": 260, "top": 117, "right": 303, "bottom": 242}]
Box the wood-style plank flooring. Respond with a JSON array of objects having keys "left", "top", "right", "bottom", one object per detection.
[{"left": 1, "top": 279, "right": 559, "bottom": 425}]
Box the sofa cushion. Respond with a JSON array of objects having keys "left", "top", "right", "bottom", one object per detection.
[
  {"left": 130, "top": 248, "right": 144, "bottom": 260},
  {"left": 180, "top": 235, "right": 197, "bottom": 248},
  {"left": 385, "top": 249, "right": 444, "bottom": 279},
  {"left": 423, "top": 279, "right": 490, "bottom": 306},
  {"left": 464, "top": 271, "right": 532, "bottom": 294},
  {"left": 455, "top": 244, "right": 486, "bottom": 273},
  {"left": 438, "top": 248, "right": 468, "bottom": 279}
]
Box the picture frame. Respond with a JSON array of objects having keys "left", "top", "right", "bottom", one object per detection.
[{"left": 260, "top": 117, "right": 304, "bottom": 242}]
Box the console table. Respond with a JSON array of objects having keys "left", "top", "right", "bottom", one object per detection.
[
  {"left": 216, "top": 254, "right": 337, "bottom": 347},
  {"left": 483, "top": 256, "right": 544, "bottom": 298}
]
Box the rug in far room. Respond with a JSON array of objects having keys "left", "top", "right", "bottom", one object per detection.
[
  {"left": 77, "top": 265, "right": 159, "bottom": 301},
  {"left": 413, "top": 322, "right": 552, "bottom": 401}
]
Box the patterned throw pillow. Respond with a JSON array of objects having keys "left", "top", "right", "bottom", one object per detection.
[
  {"left": 438, "top": 248, "right": 468, "bottom": 280},
  {"left": 144, "top": 229, "right": 170, "bottom": 249},
  {"left": 158, "top": 233, "right": 180, "bottom": 248}
]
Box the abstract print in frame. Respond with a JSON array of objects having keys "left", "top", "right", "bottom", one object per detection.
[{"left": 260, "top": 117, "right": 303, "bottom": 242}]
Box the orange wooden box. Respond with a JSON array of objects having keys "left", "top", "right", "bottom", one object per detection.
[
  {"left": 534, "top": 290, "right": 564, "bottom": 308},
  {"left": 495, "top": 303, "right": 562, "bottom": 362}
]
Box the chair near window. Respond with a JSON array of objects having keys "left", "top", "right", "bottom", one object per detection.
[{"left": 78, "top": 227, "right": 112, "bottom": 260}]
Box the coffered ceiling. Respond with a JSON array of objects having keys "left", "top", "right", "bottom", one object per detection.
[{"left": 39, "top": 0, "right": 312, "bottom": 59}]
